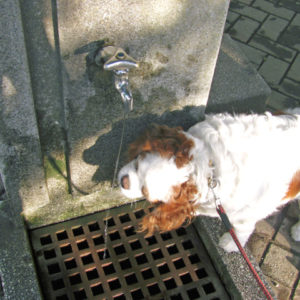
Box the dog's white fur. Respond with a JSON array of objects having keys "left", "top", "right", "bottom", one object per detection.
[{"left": 119, "top": 109, "right": 300, "bottom": 252}]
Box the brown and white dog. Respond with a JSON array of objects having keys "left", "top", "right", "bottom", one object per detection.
[{"left": 118, "top": 109, "right": 300, "bottom": 252}]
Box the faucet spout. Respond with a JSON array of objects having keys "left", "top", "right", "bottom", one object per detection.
[
  {"left": 114, "top": 69, "right": 133, "bottom": 112},
  {"left": 99, "top": 46, "right": 138, "bottom": 112}
]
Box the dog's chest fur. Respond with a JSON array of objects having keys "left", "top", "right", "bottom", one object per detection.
[{"left": 188, "top": 112, "right": 300, "bottom": 222}]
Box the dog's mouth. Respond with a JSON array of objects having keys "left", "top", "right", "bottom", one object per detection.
[{"left": 120, "top": 174, "right": 130, "bottom": 190}]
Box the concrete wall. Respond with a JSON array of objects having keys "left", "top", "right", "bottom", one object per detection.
[{"left": 1, "top": 0, "right": 231, "bottom": 226}]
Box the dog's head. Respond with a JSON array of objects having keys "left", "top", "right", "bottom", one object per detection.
[{"left": 118, "top": 125, "right": 199, "bottom": 235}]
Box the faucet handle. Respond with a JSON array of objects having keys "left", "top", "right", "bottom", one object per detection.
[{"left": 103, "top": 47, "right": 138, "bottom": 71}]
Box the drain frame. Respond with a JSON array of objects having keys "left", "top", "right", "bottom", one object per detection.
[{"left": 29, "top": 200, "right": 230, "bottom": 300}]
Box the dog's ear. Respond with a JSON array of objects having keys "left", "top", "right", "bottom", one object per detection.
[
  {"left": 139, "top": 180, "right": 198, "bottom": 235},
  {"left": 128, "top": 124, "right": 194, "bottom": 167}
]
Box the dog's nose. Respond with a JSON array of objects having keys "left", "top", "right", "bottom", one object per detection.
[{"left": 121, "top": 175, "right": 130, "bottom": 189}]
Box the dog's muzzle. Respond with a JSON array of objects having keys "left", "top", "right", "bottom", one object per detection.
[{"left": 120, "top": 174, "right": 130, "bottom": 190}]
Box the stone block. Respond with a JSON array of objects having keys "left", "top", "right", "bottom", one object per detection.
[
  {"left": 253, "top": 0, "right": 295, "bottom": 19},
  {"left": 261, "top": 244, "right": 299, "bottom": 288},
  {"left": 258, "top": 15, "right": 289, "bottom": 41},
  {"left": 259, "top": 55, "right": 289, "bottom": 86},
  {"left": 206, "top": 34, "right": 270, "bottom": 114},
  {"left": 0, "top": 0, "right": 49, "bottom": 216},
  {"left": 287, "top": 53, "right": 300, "bottom": 81},
  {"left": 230, "top": 0, "right": 267, "bottom": 21},
  {"left": 53, "top": 0, "right": 230, "bottom": 195},
  {"left": 275, "top": 217, "right": 300, "bottom": 255},
  {"left": 249, "top": 34, "right": 296, "bottom": 62},
  {"left": 228, "top": 16, "right": 260, "bottom": 42}
]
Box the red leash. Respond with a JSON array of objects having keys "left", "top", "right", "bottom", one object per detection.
[
  {"left": 207, "top": 177, "right": 274, "bottom": 300},
  {"left": 216, "top": 203, "right": 274, "bottom": 300}
]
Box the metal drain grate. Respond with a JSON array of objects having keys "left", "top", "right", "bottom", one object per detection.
[{"left": 29, "top": 201, "right": 229, "bottom": 300}]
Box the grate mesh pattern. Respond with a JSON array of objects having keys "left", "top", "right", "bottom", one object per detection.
[{"left": 29, "top": 201, "right": 229, "bottom": 300}]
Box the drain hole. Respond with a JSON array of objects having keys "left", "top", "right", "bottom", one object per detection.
[
  {"left": 141, "top": 268, "right": 154, "bottom": 280},
  {"left": 161, "top": 232, "right": 172, "bottom": 241},
  {"left": 146, "top": 235, "right": 157, "bottom": 245},
  {"left": 91, "top": 283, "right": 104, "bottom": 296},
  {"left": 77, "top": 240, "right": 89, "bottom": 251},
  {"left": 119, "top": 213, "right": 131, "bottom": 223},
  {"left": 44, "top": 249, "right": 56, "bottom": 259},
  {"left": 60, "top": 244, "right": 72, "bottom": 255},
  {"left": 114, "top": 244, "right": 126, "bottom": 255},
  {"left": 108, "top": 278, "right": 121, "bottom": 290},
  {"left": 104, "top": 217, "right": 115, "bottom": 227},
  {"left": 196, "top": 268, "right": 208, "bottom": 279},
  {"left": 40, "top": 234, "right": 52, "bottom": 245},
  {"left": 131, "top": 289, "right": 144, "bottom": 299},
  {"left": 130, "top": 240, "right": 142, "bottom": 250},
  {"left": 135, "top": 253, "right": 148, "bottom": 265},
  {"left": 189, "top": 253, "right": 200, "bottom": 264},
  {"left": 56, "top": 294, "right": 68, "bottom": 300},
  {"left": 69, "top": 273, "right": 82, "bottom": 285},
  {"left": 170, "top": 294, "right": 183, "bottom": 300},
  {"left": 125, "top": 273, "right": 138, "bottom": 285},
  {"left": 119, "top": 258, "right": 132, "bottom": 270},
  {"left": 109, "top": 231, "right": 121, "bottom": 241},
  {"left": 203, "top": 282, "right": 216, "bottom": 294},
  {"left": 180, "top": 272, "right": 193, "bottom": 284},
  {"left": 164, "top": 278, "right": 177, "bottom": 290},
  {"left": 98, "top": 249, "right": 110, "bottom": 260},
  {"left": 64, "top": 258, "right": 77, "bottom": 269},
  {"left": 167, "top": 244, "right": 179, "bottom": 255},
  {"left": 47, "top": 263, "right": 61, "bottom": 274},
  {"left": 114, "top": 294, "right": 126, "bottom": 300},
  {"left": 81, "top": 253, "right": 94, "bottom": 265},
  {"left": 124, "top": 226, "right": 135, "bottom": 236},
  {"left": 51, "top": 278, "right": 65, "bottom": 290},
  {"left": 173, "top": 258, "right": 185, "bottom": 269},
  {"left": 93, "top": 235, "right": 104, "bottom": 245},
  {"left": 176, "top": 227, "right": 187, "bottom": 236},
  {"left": 147, "top": 283, "right": 161, "bottom": 295},
  {"left": 73, "top": 289, "right": 87, "bottom": 300},
  {"left": 182, "top": 240, "right": 194, "bottom": 250},
  {"left": 134, "top": 209, "right": 145, "bottom": 219},
  {"left": 158, "top": 263, "right": 170, "bottom": 275},
  {"left": 103, "top": 263, "right": 116, "bottom": 275},
  {"left": 88, "top": 222, "right": 100, "bottom": 232},
  {"left": 56, "top": 230, "right": 68, "bottom": 241},
  {"left": 72, "top": 226, "right": 84, "bottom": 236},
  {"left": 151, "top": 249, "right": 163, "bottom": 260},
  {"left": 187, "top": 287, "right": 200, "bottom": 299},
  {"left": 86, "top": 268, "right": 99, "bottom": 280}
]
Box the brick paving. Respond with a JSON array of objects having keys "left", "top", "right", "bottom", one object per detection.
[{"left": 225, "top": 1, "right": 300, "bottom": 299}]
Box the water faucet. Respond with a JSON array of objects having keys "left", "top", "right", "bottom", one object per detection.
[{"left": 97, "top": 46, "right": 138, "bottom": 112}]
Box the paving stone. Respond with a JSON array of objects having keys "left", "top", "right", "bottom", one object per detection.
[
  {"left": 280, "top": 77, "right": 300, "bottom": 99},
  {"left": 248, "top": 233, "right": 269, "bottom": 264},
  {"left": 249, "top": 34, "right": 297, "bottom": 62},
  {"left": 278, "top": 0, "right": 300, "bottom": 14},
  {"left": 253, "top": 0, "right": 295, "bottom": 19},
  {"left": 264, "top": 276, "right": 292, "bottom": 300},
  {"left": 286, "top": 201, "right": 300, "bottom": 220},
  {"left": 278, "top": 13, "right": 300, "bottom": 51},
  {"left": 261, "top": 244, "right": 299, "bottom": 288},
  {"left": 267, "top": 90, "right": 300, "bottom": 110},
  {"left": 259, "top": 55, "right": 289, "bottom": 86},
  {"left": 226, "top": 10, "right": 240, "bottom": 24},
  {"left": 275, "top": 217, "right": 300, "bottom": 255},
  {"left": 258, "top": 15, "right": 289, "bottom": 41},
  {"left": 230, "top": 0, "right": 268, "bottom": 21},
  {"left": 287, "top": 54, "right": 300, "bottom": 82},
  {"left": 234, "top": 41, "right": 267, "bottom": 68},
  {"left": 229, "top": 16, "right": 260, "bottom": 42},
  {"left": 294, "top": 279, "right": 300, "bottom": 300}
]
